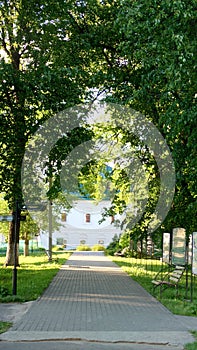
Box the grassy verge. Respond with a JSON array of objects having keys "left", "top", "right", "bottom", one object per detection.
[
  {"left": 184, "top": 331, "right": 197, "bottom": 350},
  {"left": 110, "top": 256, "right": 197, "bottom": 317},
  {"left": 0, "top": 251, "right": 71, "bottom": 302},
  {"left": 111, "top": 255, "right": 197, "bottom": 350},
  {"left": 0, "top": 321, "right": 12, "bottom": 334}
]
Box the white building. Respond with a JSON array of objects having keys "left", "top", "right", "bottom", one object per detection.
[{"left": 40, "top": 199, "right": 122, "bottom": 249}]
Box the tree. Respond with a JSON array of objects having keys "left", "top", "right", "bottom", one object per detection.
[
  {"left": 0, "top": 195, "right": 41, "bottom": 261},
  {"left": 0, "top": 0, "right": 96, "bottom": 265},
  {"left": 20, "top": 214, "right": 39, "bottom": 256},
  {"left": 77, "top": 0, "right": 197, "bottom": 238},
  {"left": 111, "top": 0, "right": 197, "bottom": 237},
  {"left": 78, "top": 124, "right": 156, "bottom": 213},
  {"left": 1, "top": 0, "right": 196, "bottom": 266},
  {"left": 122, "top": 1, "right": 196, "bottom": 237},
  {"left": 43, "top": 0, "right": 197, "bottom": 242}
]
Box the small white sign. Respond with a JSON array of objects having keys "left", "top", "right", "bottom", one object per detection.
[
  {"left": 163, "top": 232, "right": 170, "bottom": 263},
  {"left": 0, "top": 215, "right": 13, "bottom": 222},
  {"left": 172, "top": 228, "right": 186, "bottom": 266}
]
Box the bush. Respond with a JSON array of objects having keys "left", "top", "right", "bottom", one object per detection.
[
  {"left": 76, "top": 245, "right": 91, "bottom": 251},
  {"left": 38, "top": 247, "right": 45, "bottom": 252},
  {"left": 91, "top": 244, "right": 105, "bottom": 251},
  {"left": 106, "top": 234, "right": 120, "bottom": 255},
  {"left": 119, "top": 232, "right": 130, "bottom": 249},
  {"left": 52, "top": 245, "right": 64, "bottom": 251}
]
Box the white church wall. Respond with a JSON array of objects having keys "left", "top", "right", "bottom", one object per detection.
[{"left": 52, "top": 199, "right": 122, "bottom": 249}]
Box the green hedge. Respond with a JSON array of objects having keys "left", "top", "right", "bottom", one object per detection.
[{"left": 76, "top": 245, "right": 91, "bottom": 251}]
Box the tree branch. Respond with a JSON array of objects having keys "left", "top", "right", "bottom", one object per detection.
[
  {"left": 1, "top": 26, "right": 11, "bottom": 57},
  {"left": 67, "top": 10, "right": 86, "bottom": 34}
]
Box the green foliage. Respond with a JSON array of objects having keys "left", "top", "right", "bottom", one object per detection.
[
  {"left": 1, "top": 0, "right": 196, "bottom": 262},
  {"left": 78, "top": 160, "right": 111, "bottom": 202},
  {"left": 52, "top": 245, "right": 65, "bottom": 252},
  {"left": 76, "top": 245, "right": 91, "bottom": 251},
  {"left": 184, "top": 332, "right": 197, "bottom": 350},
  {"left": 106, "top": 234, "right": 120, "bottom": 255},
  {"left": 20, "top": 214, "right": 39, "bottom": 240},
  {"left": 0, "top": 194, "right": 10, "bottom": 240},
  {"left": 0, "top": 252, "right": 71, "bottom": 302},
  {"left": 0, "top": 321, "right": 12, "bottom": 334},
  {"left": 114, "top": 0, "right": 197, "bottom": 236},
  {"left": 0, "top": 286, "right": 10, "bottom": 298},
  {"left": 119, "top": 231, "right": 130, "bottom": 249},
  {"left": 0, "top": 0, "right": 97, "bottom": 263},
  {"left": 0, "top": 0, "right": 95, "bottom": 207},
  {"left": 0, "top": 194, "right": 9, "bottom": 213},
  {"left": 91, "top": 244, "right": 105, "bottom": 251},
  {"left": 76, "top": 0, "right": 197, "bottom": 238}
]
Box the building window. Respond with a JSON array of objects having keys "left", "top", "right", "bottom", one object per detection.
[
  {"left": 80, "top": 240, "right": 86, "bottom": 245},
  {"left": 61, "top": 213, "right": 67, "bottom": 222},
  {"left": 57, "top": 238, "right": 63, "bottom": 245},
  {"left": 85, "top": 213, "right": 91, "bottom": 223},
  {"left": 98, "top": 240, "right": 104, "bottom": 245}
]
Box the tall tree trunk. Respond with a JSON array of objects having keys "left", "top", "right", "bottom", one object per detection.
[
  {"left": 4, "top": 212, "right": 20, "bottom": 266},
  {"left": 24, "top": 234, "right": 29, "bottom": 257},
  {"left": 140, "top": 239, "right": 143, "bottom": 259}
]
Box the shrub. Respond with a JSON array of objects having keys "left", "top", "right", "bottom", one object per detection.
[
  {"left": 91, "top": 244, "right": 105, "bottom": 251},
  {"left": 38, "top": 247, "right": 45, "bottom": 252},
  {"left": 106, "top": 234, "right": 120, "bottom": 255},
  {"left": 119, "top": 232, "right": 130, "bottom": 249},
  {"left": 53, "top": 245, "right": 64, "bottom": 251},
  {"left": 76, "top": 245, "right": 91, "bottom": 251}
]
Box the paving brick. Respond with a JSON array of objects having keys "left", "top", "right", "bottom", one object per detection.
[{"left": 2, "top": 252, "right": 196, "bottom": 347}]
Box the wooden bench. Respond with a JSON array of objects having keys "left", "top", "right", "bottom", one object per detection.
[
  {"left": 114, "top": 247, "right": 129, "bottom": 257},
  {"left": 152, "top": 265, "right": 185, "bottom": 297}
]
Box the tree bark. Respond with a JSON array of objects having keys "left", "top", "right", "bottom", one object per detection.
[
  {"left": 24, "top": 235, "right": 29, "bottom": 257},
  {"left": 4, "top": 214, "right": 20, "bottom": 266}
]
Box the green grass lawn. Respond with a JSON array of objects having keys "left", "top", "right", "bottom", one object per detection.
[
  {"left": 110, "top": 256, "right": 197, "bottom": 350},
  {"left": 0, "top": 251, "right": 71, "bottom": 302},
  {"left": 110, "top": 256, "right": 197, "bottom": 317},
  {"left": 184, "top": 332, "right": 197, "bottom": 350},
  {"left": 0, "top": 321, "right": 12, "bottom": 334}
]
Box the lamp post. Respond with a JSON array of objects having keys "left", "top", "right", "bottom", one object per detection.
[
  {"left": 48, "top": 177, "right": 53, "bottom": 261},
  {"left": 12, "top": 201, "right": 27, "bottom": 295},
  {"left": 12, "top": 200, "right": 19, "bottom": 295}
]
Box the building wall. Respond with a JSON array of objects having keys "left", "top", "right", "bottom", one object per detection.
[{"left": 40, "top": 199, "right": 122, "bottom": 249}]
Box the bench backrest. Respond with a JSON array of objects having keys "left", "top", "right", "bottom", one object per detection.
[{"left": 169, "top": 266, "right": 185, "bottom": 284}]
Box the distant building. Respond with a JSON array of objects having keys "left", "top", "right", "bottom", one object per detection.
[
  {"left": 39, "top": 199, "right": 122, "bottom": 249},
  {"left": 0, "top": 233, "right": 5, "bottom": 243},
  {"left": 39, "top": 165, "right": 124, "bottom": 249}
]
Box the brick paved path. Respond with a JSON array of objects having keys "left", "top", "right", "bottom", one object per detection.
[{"left": 1, "top": 252, "right": 195, "bottom": 347}]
